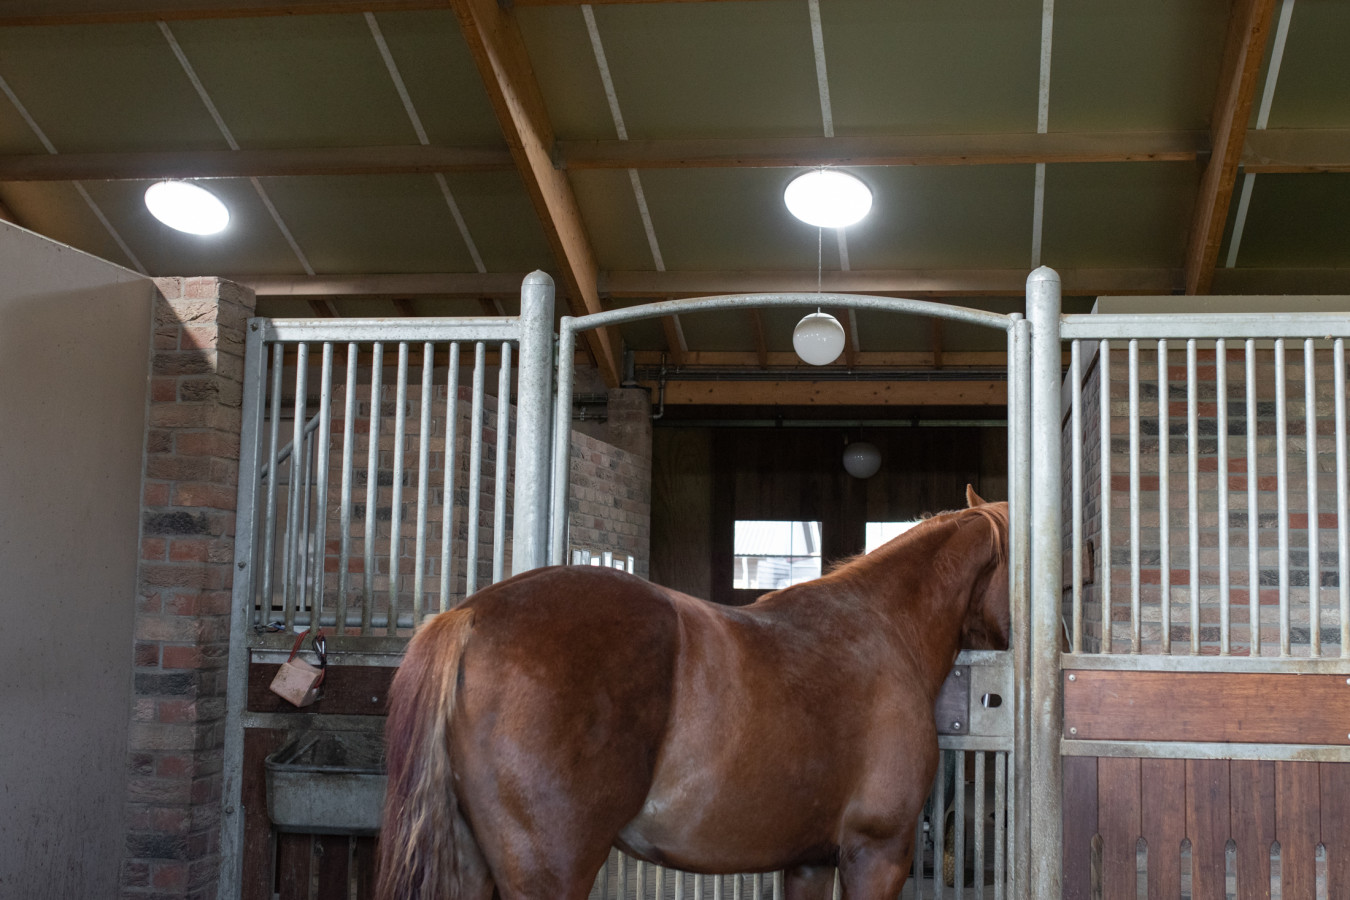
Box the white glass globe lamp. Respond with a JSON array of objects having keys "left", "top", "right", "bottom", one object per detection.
[
  {"left": 842, "top": 441, "right": 882, "bottom": 479},
  {"left": 793, "top": 311, "right": 845, "bottom": 366},
  {"left": 145, "top": 181, "right": 230, "bottom": 235},
  {"left": 784, "top": 170, "right": 873, "bottom": 228}
]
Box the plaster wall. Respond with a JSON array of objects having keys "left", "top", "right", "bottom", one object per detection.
[{"left": 0, "top": 223, "right": 155, "bottom": 899}]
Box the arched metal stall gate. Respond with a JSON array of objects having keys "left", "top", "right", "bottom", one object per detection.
[{"left": 220, "top": 267, "right": 1350, "bottom": 899}]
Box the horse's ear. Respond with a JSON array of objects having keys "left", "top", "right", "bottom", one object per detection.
[{"left": 966, "top": 484, "right": 988, "bottom": 508}]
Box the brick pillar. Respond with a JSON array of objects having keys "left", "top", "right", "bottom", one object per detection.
[{"left": 122, "top": 277, "right": 255, "bottom": 899}]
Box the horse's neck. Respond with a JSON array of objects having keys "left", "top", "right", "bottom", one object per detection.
[{"left": 858, "top": 519, "right": 988, "bottom": 696}]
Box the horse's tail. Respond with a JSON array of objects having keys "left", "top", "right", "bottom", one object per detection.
[{"left": 377, "top": 607, "right": 479, "bottom": 900}]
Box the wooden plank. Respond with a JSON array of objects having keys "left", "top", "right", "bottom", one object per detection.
[
  {"left": 631, "top": 349, "right": 1014, "bottom": 369},
  {"left": 0, "top": 145, "right": 512, "bottom": 181},
  {"left": 449, "top": 0, "right": 621, "bottom": 386},
  {"left": 1063, "top": 670, "right": 1350, "bottom": 744},
  {"left": 276, "top": 832, "right": 313, "bottom": 900},
  {"left": 650, "top": 379, "right": 1007, "bottom": 407},
  {"left": 1230, "top": 759, "right": 1275, "bottom": 900},
  {"left": 247, "top": 663, "right": 394, "bottom": 716},
  {"left": 354, "top": 836, "right": 378, "bottom": 900},
  {"left": 1185, "top": 758, "right": 1231, "bottom": 900},
  {"left": 1062, "top": 756, "right": 1098, "bottom": 900},
  {"left": 659, "top": 315, "right": 687, "bottom": 367},
  {"left": 1140, "top": 759, "right": 1186, "bottom": 899},
  {"left": 748, "top": 310, "right": 768, "bottom": 370},
  {"left": 1183, "top": 0, "right": 1278, "bottom": 295},
  {"left": 242, "top": 729, "right": 287, "bottom": 900},
  {"left": 1321, "top": 762, "right": 1350, "bottom": 899},
  {"left": 1097, "top": 757, "right": 1142, "bottom": 900},
  {"left": 1274, "top": 761, "right": 1320, "bottom": 899},
  {"left": 1243, "top": 128, "right": 1350, "bottom": 173},
  {"left": 315, "top": 835, "right": 351, "bottom": 900},
  {"left": 557, "top": 131, "right": 1208, "bottom": 170}
]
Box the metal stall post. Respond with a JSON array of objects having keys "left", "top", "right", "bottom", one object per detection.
[
  {"left": 512, "top": 271, "right": 556, "bottom": 575},
  {"left": 1006, "top": 313, "right": 1032, "bottom": 900},
  {"left": 1026, "top": 266, "right": 1063, "bottom": 899}
]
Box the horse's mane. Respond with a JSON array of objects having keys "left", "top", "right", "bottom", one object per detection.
[{"left": 827, "top": 502, "right": 1009, "bottom": 578}]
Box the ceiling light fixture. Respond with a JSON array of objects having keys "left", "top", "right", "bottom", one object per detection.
[
  {"left": 793, "top": 311, "right": 845, "bottom": 365},
  {"left": 842, "top": 440, "right": 882, "bottom": 479},
  {"left": 784, "top": 169, "right": 872, "bottom": 228},
  {"left": 145, "top": 181, "right": 230, "bottom": 235}
]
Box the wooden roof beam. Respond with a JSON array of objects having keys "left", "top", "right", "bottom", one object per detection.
[
  {"left": 1184, "top": 0, "right": 1278, "bottom": 296},
  {"left": 449, "top": 0, "right": 621, "bottom": 386},
  {"left": 660, "top": 314, "right": 688, "bottom": 367},
  {"left": 559, "top": 131, "right": 1208, "bottom": 170}
]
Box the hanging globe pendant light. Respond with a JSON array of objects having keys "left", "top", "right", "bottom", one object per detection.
[{"left": 792, "top": 311, "right": 845, "bottom": 366}]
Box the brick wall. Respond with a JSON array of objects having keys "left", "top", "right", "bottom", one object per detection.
[
  {"left": 1071, "top": 343, "right": 1345, "bottom": 656},
  {"left": 123, "top": 277, "right": 254, "bottom": 899}
]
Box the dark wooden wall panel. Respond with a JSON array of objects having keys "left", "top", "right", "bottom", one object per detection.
[
  {"left": 1275, "top": 761, "right": 1320, "bottom": 899},
  {"left": 1185, "top": 759, "right": 1230, "bottom": 900},
  {"left": 1323, "top": 762, "right": 1350, "bottom": 897},
  {"left": 247, "top": 663, "right": 395, "bottom": 715},
  {"left": 1229, "top": 760, "right": 1275, "bottom": 900},
  {"left": 242, "top": 729, "right": 285, "bottom": 900},
  {"left": 1062, "top": 756, "right": 1098, "bottom": 900},
  {"left": 1097, "top": 757, "right": 1141, "bottom": 900},
  {"left": 1141, "top": 759, "right": 1185, "bottom": 899},
  {"left": 650, "top": 428, "right": 713, "bottom": 599}
]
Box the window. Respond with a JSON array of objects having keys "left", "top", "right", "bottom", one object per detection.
[
  {"left": 865, "top": 520, "right": 920, "bottom": 553},
  {"left": 733, "top": 520, "right": 821, "bottom": 589}
]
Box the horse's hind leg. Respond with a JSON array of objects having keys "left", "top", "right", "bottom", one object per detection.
[
  {"left": 785, "top": 865, "right": 837, "bottom": 900},
  {"left": 837, "top": 835, "right": 915, "bottom": 900}
]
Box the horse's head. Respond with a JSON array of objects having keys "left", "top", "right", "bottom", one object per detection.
[{"left": 958, "top": 486, "right": 1011, "bottom": 651}]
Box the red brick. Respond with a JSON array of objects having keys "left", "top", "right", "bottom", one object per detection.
[
  {"left": 134, "top": 642, "right": 161, "bottom": 667},
  {"left": 152, "top": 861, "right": 190, "bottom": 891},
  {"left": 168, "top": 539, "right": 210, "bottom": 563},
  {"left": 172, "top": 483, "right": 236, "bottom": 511},
  {"left": 158, "top": 700, "right": 198, "bottom": 724},
  {"left": 144, "top": 482, "right": 171, "bottom": 507},
  {"left": 141, "top": 538, "right": 168, "bottom": 561}
]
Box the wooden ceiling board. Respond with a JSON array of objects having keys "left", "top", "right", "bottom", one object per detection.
[
  {"left": 1042, "top": 162, "right": 1199, "bottom": 269},
  {"left": 823, "top": 0, "right": 1042, "bottom": 135},
  {"left": 843, "top": 165, "right": 1036, "bottom": 270},
  {"left": 674, "top": 304, "right": 774, "bottom": 353},
  {"left": 84, "top": 176, "right": 316, "bottom": 275},
  {"left": 249, "top": 174, "right": 483, "bottom": 273},
  {"left": 1228, "top": 172, "right": 1350, "bottom": 268},
  {"left": 165, "top": 15, "right": 418, "bottom": 148},
  {"left": 0, "top": 23, "right": 229, "bottom": 153},
  {"left": 569, "top": 169, "right": 663, "bottom": 271},
  {"left": 517, "top": 6, "right": 618, "bottom": 141},
  {"left": 1049, "top": 0, "right": 1231, "bottom": 132},
  {"left": 570, "top": 1, "right": 823, "bottom": 140},
  {"left": 0, "top": 180, "right": 143, "bottom": 271},
  {"left": 360, "top": 10, "right": 510, "bottom": 146},
  {"left": 631, "top": 167, "right": 849, "bottom": 271},
  {"left": 439, "top": 170, "right": 556, "bottom": 273},
  {"left": 1260, "top": 1, "right": 1350, "bottom": 129}
]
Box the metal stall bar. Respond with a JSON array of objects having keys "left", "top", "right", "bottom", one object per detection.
[
  {"left": 362, "top": 342, "right": 384, "bottom": 633},
  {"left": 1007, "top": 314, "right": 1030, "bottom": 900},
  {"left": 1158, "top": 340, "right": 1170, "bottom": 653},
  {"left": 413, "top": 342, "right": 435, "bottom": 624},
  {"left": 1027, "top": 267, "right": 1063, "bottom": 900},
  {"left": 439, "top": 342, "right": 461, "bottom": 613},
  {"left": 283, "top": 343, "right": 309, "bottom": 630},
  {"left": 1099, "top": 340, "right": 1112, "bottom": 654},
  {"left": 1216, "top": 340, "right": 1230, "bottom": 655},
  {"left": 1276, "top": 339, "right": 1290, "bottom": 655},
  {"left": 511, "top": 271, "right": 555, "bottom": 575},
  {"left": 1187, "top": 340, "right": 1200, "bottom": 653},
  {"left": 1070, "top": 340, "right": 1083, "bottom": 653},
  {"left": 493, "top": 342, "right": 514, "bottom": 584},
  {"left": 336, "top": 342, "right": 358, "bottom": 633},
  {"left": 551, "top": 321, "right": 577, "bottom": 566},
  {"left": 387, "top": 343, "right": 410, "bottom": 634},
  {"left": 1305, "top": 339, "right": 1320, "bottom": 656},
  {"left": 311, "top": 343, "right": 334, "bottom": 625},
  {"left": 1128, "top": 340, "right": 1141, "bottom": 652},
  {"left": 1247, "top": 340, "right": 1260, "bottom": 655},
  {"left": 466, "top": 342, "right": 486, "bottom": 596},
  {"left": 1338, "top": 339, "right": 1349, "bottom": 656},
  {"left": 260, "top": 343, "right": 284, "bottom": 621}
]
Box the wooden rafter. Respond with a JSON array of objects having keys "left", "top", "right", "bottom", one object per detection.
[
  {"left": 448, "top": 0, "right": 621, "bottom": 386},
  {"left": 1184, "top": 0, "right": 1278, "bottom": 296},
  {"left": 639, "top": 379, "right": 1006, "bottom": 407},
  {"left": 748, "top": 310, "right": 769, "bottom": 369},
  {"left": 559, "top": 131, "right": 1207, "bottom": 170},
  {"left": 392, "top": 298, "right": 417, "bottom": 317},
  {"left": 631, "top": 349, "right": 1014, "bottom": 368},
  {"left": 0, "top": 0, "right": 775, "bottom": 25},
  {"left": 930, "top": 319, "right": 945, "bottom": 370},
  {"left": 0, "top": 146, "right": 511, "bottom": 181},
  {"left": 660, "top": 314, "right": 688, "bottom": 367},
  {"left": 840, "top": 309, "right": 858, "bottom": 369},
  {"left": 235, "top": 272, "right": 532, "bottom": 298},
  {"left": 1241, "top": 128, "right": 1350, "bottom": 173},
  {"left": 307, "top": 297, "right": 338, "bottom": 317}
]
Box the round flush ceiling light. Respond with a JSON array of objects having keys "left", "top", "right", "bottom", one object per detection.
[
  {"left": 784, "top": 169, "right": 873, "bottom": 228},
  {"left": 792, "top": 311, "right": 846, "bottom": 366},
  {"left": 145, "top": 181, "right": 230, "bottom": 235}
]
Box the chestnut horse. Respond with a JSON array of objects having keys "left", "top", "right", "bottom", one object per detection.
[{"left": 378, "top": 488, "right": 1010, "bottom": 900}]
